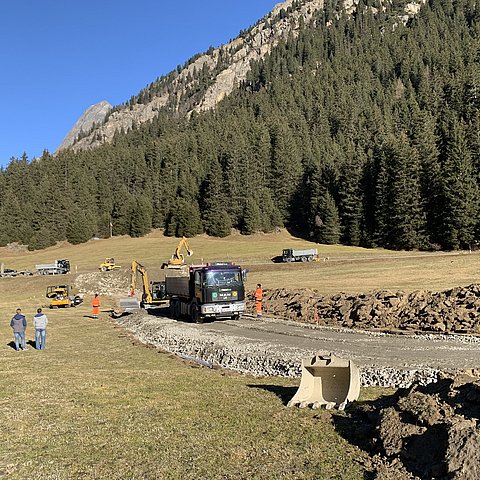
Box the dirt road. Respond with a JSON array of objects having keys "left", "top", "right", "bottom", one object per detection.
[
  {"left": 115, "top": 309, "right": 480, "bottom": 387},
  {"left": 207, "top": 316, "right": 480, "bottom": 371}
]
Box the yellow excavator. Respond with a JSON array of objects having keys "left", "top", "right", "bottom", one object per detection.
[
  {"left": 161, "top": 237, "right": 193, "bottom": 269},
  {"left": 99, "top": 258, "right": 121, "bottom": 272},
  {"left": 129, "top": 260, "right": 168, "bottom": 309}
]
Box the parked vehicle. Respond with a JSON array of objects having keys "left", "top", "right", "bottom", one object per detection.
[
  {"left": 0, "top": 263, "right": 33, "bottom": 277},
  {"left": 35, "top": 259, "right": 70, "bottom": 275},
  {"left": 282, "top": 248, "right": 318, "bottom": 263}
]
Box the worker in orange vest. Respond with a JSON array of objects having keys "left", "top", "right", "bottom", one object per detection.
[
  {"left": 91, "top": 293, "right": 101, "bottom": 319},
  {"left": 254, "top": 284, "right": 263, "bottom": 318}
]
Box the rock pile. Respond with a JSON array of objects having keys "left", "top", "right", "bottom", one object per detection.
[
  {"left": 345, "top": 371, "right": 480, "bottom": 479},
  {"left": 259, "top": 284, "right": 480, "bottom": 335},
  {"left": 75, "top": 270, "right": 129, "bottom": 296}
]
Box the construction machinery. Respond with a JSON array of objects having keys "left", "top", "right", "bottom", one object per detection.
[
  {"left": 287, "top": 353, "right": 361, "bottom": 410},
  {"left": 99, "top": 258, "right": 121, "bottom": 272},
  {"left": 36, "top": 259, "right": 70, "bottom": 275},
  {"left": 161, "top": 237, "right": 193, "bottom": 269},
  {"left": 166, "top": 262, "right": 246, "bottom": 323},
  {"left": 282, "top": 248, "right": 318, "bottom": 263},
  {"left": 46, "top": 285, "right": 83, "bottom": 308},
  {"left": 129, "top": 260, "right": 168, "bottom": 309}
]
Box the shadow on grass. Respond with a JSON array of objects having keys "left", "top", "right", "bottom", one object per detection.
[
  {"left": 6, "top": 340, "right": 33, "bottom": 351},
  {"left": 247, "top": 384, "right": 298, "bottom": 406}
]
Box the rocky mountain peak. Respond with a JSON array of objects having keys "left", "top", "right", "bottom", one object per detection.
[{"left": 57, "top": 0, "right": 423, "bottom": 154}]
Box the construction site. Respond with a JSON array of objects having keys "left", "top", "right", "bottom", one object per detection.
[{"left": 1, "top": 230, "right": 479, "bottom": 479}]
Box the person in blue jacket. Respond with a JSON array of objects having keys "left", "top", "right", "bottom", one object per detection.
[{"left": 10, "top": 308, "right": 27, "bottom": 351}]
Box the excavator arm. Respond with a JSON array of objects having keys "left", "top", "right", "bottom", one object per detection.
[
  {"left": 173, "top": 237, "right": 193, "bottom": 261},
  {"left": 130, "top": 260, "right": 153, "bottom": 304},
  {"left": 162, "top": 237, "right": 193, "bottom": 269}
]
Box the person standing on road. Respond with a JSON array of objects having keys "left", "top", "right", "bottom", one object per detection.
[
  {"left": 10, "top": 308, "right": 27, "bottom": 351},
  {"left": 254, "top": 284, "right": 263, "bottom": 318},
  {"left": 33, "top": 307, "right": 48, "bottom": 350},
  {"left": 91, "top": 293, "right": 101, "bottom": 319}
]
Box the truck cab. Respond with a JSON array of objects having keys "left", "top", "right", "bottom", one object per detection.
[{"left": 166, "top": 263, "right": 246, "bottom": 323}]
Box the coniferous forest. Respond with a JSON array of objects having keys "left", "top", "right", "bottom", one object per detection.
[{"left": 1, "top": 0, "right": 479, "bottom": 251}]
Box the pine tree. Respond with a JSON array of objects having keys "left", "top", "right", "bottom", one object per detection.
[{"left": 439, "top": 116, "right": 479, "bottom": 249}]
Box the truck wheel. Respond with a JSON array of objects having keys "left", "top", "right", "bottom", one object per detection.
[
  {"left": 100, "top": 267, "right": 106, "bottom": 272},
  {"left": 232, "top": 314, "right": 241, "bottom": 320},
  {"left": 285, "top": 257, "right": 292, "bottom": 263},
  {"left": 301, "top": 256, "right": 308, "bottom": 262},
  {"left": 191, "top": 304, "right": 203, "bottom": 324},
  {"left": 171, "top": 300, "right": 179, "bottom": 319},
  {"left": 308, "top": 256, "right": 314, "bottom": 262}
]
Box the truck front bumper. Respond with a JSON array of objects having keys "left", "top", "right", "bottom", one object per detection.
[{"left": 201, "top": 302, "right": 245, "bottom": 317}]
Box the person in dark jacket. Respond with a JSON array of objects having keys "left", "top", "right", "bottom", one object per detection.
[{"left": 10, "top": 308, "right": 27, "bottom": 351}]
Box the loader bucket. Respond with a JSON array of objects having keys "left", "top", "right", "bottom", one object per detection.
[{"left": 287, "top": 353, "right": 360, "bottom": 410}]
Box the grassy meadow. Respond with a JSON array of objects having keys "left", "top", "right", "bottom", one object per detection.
[{"left": 0, "top": 229, "right": 476, "bottom": 479}]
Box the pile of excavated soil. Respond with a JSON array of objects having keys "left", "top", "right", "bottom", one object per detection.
[
  {"left": 258, "top": 285, "right": 480, "bottom": 335},
  {"left": 341, "top": 371, "right": 480, "bottom": 479},
  {"left": 74, "top": 270, "right": 130, "bottom": 296}
]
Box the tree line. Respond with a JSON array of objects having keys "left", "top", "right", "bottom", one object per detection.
[{"left": 0, "top": 0, "right": 479, "bottom": 251}]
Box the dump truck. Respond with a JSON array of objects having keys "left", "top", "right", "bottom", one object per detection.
[
  {"left": 166, "top": 262, "right": 246, "bottom": 323},
  {"left": 282, "top": 248, "right": 318, "bottom": 263},
  {"left": 35, "top": 259, "right": 70, "bottom": 275},
  {"left": 161, "top": 237, "right": 193, "bottom": 269},
  {"left": 99, "top": 258, "right": 121, "bottom": 272},
  {"left": 46, "top": 285, "right": 83, "bottom": 308},
  {"left": 288, "top": 353, "right": 360, "bottom": 410}
]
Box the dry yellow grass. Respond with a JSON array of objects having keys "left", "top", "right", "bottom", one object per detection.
[{"left": 0, "top": 230, "right": 476, "bottom": 478}]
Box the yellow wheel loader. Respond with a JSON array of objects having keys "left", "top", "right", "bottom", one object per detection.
[
  {"left": 288, "top": 353, "right": 361, "bottom": 410},
  {"left": 161, "top": 237, "right": 193, "bottom": 269},
  {"left": 99, "top": 258, "right": 121, "bottom": 272}
]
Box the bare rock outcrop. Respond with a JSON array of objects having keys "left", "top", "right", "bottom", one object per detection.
[{"left": 56, "top": 100, "right": 112, "bottom": 152}]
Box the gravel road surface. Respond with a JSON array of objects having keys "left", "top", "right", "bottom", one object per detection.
[{"left": 114, "top": 309, "right": 480, "bottom": 387}]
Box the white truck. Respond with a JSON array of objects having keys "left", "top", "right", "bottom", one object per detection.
[
  {"left": 282, "top": 248, "right": 318, "bottom": 263},
  {"left": 35, "top": 259, "right": 71, "bottom": 275}
]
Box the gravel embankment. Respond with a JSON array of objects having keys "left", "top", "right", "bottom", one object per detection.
[{"left": 114, "top": 312, "right": 451, "bottom": 388}]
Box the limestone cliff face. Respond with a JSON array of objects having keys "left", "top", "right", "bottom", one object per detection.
[
  {"left": 58, "top": 0, "right": 424, "bottom": 153},
  {"left": 56, "top": 100, "right": 112, "bottom": 152},
  {"left": 58, "top": 0, "right": 325, "bottom": 153}
]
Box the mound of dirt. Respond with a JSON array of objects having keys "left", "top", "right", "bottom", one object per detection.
[
  {"left": 256, "top": 285, "right": 480, "bottom": 335},
  {"left": 74, "top": 270, "right": 130, "bottom": 296},
  {"left": 339, "top": 371, "right": 480, "bottom": 479}
]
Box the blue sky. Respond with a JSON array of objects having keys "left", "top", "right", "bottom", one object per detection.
[{"left": 0, "top": 0, "right": 280, "bottom": 166}]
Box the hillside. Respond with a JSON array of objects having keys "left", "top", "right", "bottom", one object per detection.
[
  {"left": 0, "top": 0, "right": 479, "bottom": 253},
  {"left": 57, "top": 0, "right": 326, "bottom": 153}
]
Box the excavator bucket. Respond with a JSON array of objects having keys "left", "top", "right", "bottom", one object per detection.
[{"left": 287, "top": 353, "right": 361, "bottom": 410}]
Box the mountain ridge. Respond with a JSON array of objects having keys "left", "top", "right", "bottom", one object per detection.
[{"left": 57, "top": 0, "right": 326, "bottom": 153}]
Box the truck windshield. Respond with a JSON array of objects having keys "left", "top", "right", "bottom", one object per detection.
[{"left": 205, "top": 270, "right": 242, "bottom": 287}]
